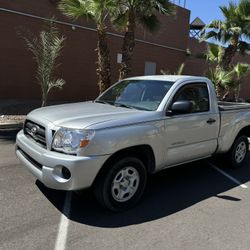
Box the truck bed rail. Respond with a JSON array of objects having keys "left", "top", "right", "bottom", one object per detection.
[{"left": 218, "top": 101, "right": 250, "bottom": 111}]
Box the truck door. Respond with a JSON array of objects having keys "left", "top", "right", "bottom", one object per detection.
[{"left": 164, "top": 82, "right": 220, "bottom": 166}]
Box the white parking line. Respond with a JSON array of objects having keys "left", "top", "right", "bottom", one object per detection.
[
  {"left": 54, "top": 192, "right": 72, "bottom": 250},
  {"left": 209, "top": 163, "right": 248, "bottom": 189}
]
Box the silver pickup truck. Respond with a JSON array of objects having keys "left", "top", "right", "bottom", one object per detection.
[{"left": 16, "top": 75, "right": 250, "bottom": 211}]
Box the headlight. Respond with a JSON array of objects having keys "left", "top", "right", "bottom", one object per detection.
[{"left": 52, "top": 128, "right": 95, "bottom": 155}]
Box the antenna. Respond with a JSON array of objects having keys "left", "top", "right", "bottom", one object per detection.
[{"left": 171, "top": 0, "right": 187, "bottom": 8}]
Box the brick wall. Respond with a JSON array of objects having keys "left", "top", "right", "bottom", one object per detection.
[{"left": 0, "top": 0, "right": 190, "bottom": 102}]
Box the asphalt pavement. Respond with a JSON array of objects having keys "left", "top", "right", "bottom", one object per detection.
[{"left": 1, "top": 131, "right": 250, "bottom": 250}]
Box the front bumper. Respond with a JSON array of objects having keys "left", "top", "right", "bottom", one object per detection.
[{"left": 16, "top": 130, "right": 110, "bottom": 190}]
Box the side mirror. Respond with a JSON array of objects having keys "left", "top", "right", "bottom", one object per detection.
[{"left": 167, "top": 100, "right": 193, "bottom": 116}]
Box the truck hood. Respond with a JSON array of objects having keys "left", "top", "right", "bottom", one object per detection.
[{"left": 28, "top": 102, "right": 159, "bottom": 129}]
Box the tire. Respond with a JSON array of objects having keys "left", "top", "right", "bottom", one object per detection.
[
  {"left": 93, "top": 157, "right": 147, "bottom": 212},
  {"left": 226, "top": 135, "right": 249, "bottom": 168}
]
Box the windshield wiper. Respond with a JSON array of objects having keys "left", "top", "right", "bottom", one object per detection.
[
  {"left": 95, "top": 100, "right": 114, "bottom": 105},
  {"left": 96, "top": 100, "right": 137, "bottom": 110},
  {"left": 115, "top": 103, "right": 136, "bottom": 109}
]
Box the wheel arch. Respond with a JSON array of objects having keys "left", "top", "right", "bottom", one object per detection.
[
  {"left": 93, "top": 145, "right": 156, "bottom": 186},
  {"left": 237, "top": 126, "right": 250, "bottom": 138}
]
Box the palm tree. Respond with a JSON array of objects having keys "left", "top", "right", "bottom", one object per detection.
[
  {"left": 20, "top": 22, "right": 66, "bottom": 107},
  {"left": 59, "top": 0, "right": 116, "bottom": 93},
  {"left": 113, "top": 0, "right": 174, "bottom": 80},
  {"left": 205, "top": 44, "right": 227, "bottom": 99},
  {"left": 203, "top": 0, "right": 250, "bottom": 70},
  {"left": 205, "top": 44, "right": 250, "bottom": 101}
]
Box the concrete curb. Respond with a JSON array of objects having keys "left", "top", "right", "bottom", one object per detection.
[
  {"left": 0, "top": 123, "right": 22, "bottom": 139},
  {"left": 0, "top": 122, "right": 23, "bottom": 130}
]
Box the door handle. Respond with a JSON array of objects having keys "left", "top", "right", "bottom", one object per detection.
[{"left": 207, "top": 118, "right": 216, "bottom": 124}]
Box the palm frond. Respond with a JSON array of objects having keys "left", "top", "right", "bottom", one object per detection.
[
  {"left": 206, "top": 67, "right": 234, "bottom": 88},
  {"left": 238, "top": 41, "right": 250, "bottom": 54},
  {"left": 59, "top": 0, "right": 91, "bottom": 20},
  {"left": 206, "top": 44, "right": 224, "bottom": 64},
  {"left": 206, "top": 20, "right": 223, "bottom": 29},
  {"left": 233, "top": 62, "right": 250, "bottom": 80},
  {"left": 228, "top": 26, "right": 242, "bottom": 35},
  {"left": 161, "top": 63, "right": 185, "bottom": 75},
  {"left": 48, "top": 78, "right": 66, "bottom": 93},
  {"left": 203, "top": 30, "right": 220, "bottom": 41},
  {"left": 111, "top": 12, "right": 128, "bottom": 30},
  {"left": 138, "top": 14, "right": 160, "bottom": 33},
  {"left": 59, "top": 0, "right": 117, "bottom": 24},
  {"left": 112, "top": 0, "right": 174, "bottom": 33},
  {"left": 176, "top": 63, "right": 185, "bottom": 75},
  {"left": 153, "top": 0, "right": 175, "bottom": 16},
  {"left": 238, "top": 0, "right": 250, "bottom": 17}
]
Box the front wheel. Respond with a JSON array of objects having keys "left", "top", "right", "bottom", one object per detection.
[
  {"left": 227, "top": 135, "right": 249, "bottom": 168},
  {"left": 93, "top": 157, "right": 147, "bottom": 212}
]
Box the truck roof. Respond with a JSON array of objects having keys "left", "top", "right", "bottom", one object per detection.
[{"left": 125, "top": 75, "right": 208, "bottom": 82}]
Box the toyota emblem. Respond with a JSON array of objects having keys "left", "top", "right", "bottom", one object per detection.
[{"left": 31, "top": 126, "right": 38, "bottom": 135}]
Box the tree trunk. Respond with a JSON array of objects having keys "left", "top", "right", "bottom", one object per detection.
[
  {"left": 119, "top": 10, "right": 136, "bottom": 80},
  {"left": 215, "top": 84, "right": 224, "bottom": 100},
  {"left": 214, "top": 66, "right": 224, "bottom": 100},
  {"left": 234, "top": 85, "right": 241, "bottom": 102},
  {"left": 220, "top": 37, "right": 239, "bottom": 101},
  {"left": 96, "top": 26, "right": 111, "bottom": 94},
  {"left": 222, "top": 90, "right": 230, "bottom": 101},
  {"left": 42, "top": 92, "right": 47, "bottom": 107},
  {"left": 221, "top": 36, "right": 238, "bottom": 70},
  {"left": 221, "top": 45, "right": 237, "bottom": 70}
]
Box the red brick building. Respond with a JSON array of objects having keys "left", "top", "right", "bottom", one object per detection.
[{"left": 0, "top": 0, "right": 250, "bottom": 103}]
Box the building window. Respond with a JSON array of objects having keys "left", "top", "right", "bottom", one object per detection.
[
  {"left": 144, "top": 62, "right": 156, "bottom": 75},
  {"left": 117, "top": 53, "right": 122, "bottom": 64}
]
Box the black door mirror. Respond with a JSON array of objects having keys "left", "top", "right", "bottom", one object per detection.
[{"left": 167, "top": 100, "right": 193, "bottom": 115}]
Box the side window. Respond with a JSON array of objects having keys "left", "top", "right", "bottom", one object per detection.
[{"left": 172, "top": 83, "right": 210, "bottom": 113}]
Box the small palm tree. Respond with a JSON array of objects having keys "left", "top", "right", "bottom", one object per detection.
[
  {"left": 20, "top": 22, "right": 66, "bottom": 107},
  {"left": 203, "top": 0, "right": 250, "bottom": 70},
  {"left": 59, "top": 0, "right": 115, "bottom": 93},
  {"left": 231, "top": 63, "right": 250, "bottom": 101},
  {"left": 113, "top": 0, "right": 174, "bottom": 79},
  {"left": 205, "top": 44, "right": 226, "bottom": 99},
  {"left": 161, "top": 63, "right": 185, "bottom": 75}
]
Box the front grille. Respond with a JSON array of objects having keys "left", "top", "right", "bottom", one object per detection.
[
  {"left": 24, "top": 120, "right": 46, "bottom": 147},
  {"left": 17, "top": 146, "right": 43, "bottom": 170}
]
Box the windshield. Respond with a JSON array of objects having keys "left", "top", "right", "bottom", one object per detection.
[{"left": 96, "top": 80, "right": 174, "bottom": 111}]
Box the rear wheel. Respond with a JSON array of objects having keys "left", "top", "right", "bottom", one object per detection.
[
  {"left": 94, "top": 157, "right": 147, "bottom": 212},
  {"left": 226, "top": 135, "right": 249, "bottom": 168}
]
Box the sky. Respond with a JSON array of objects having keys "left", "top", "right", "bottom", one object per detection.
[{"left": 173, "top": 0, "right": 240, "bottom": 25}]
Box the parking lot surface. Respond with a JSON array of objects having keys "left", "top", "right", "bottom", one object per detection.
[{"left": 1, "top": 131, "right": 250, "bottom": 250}]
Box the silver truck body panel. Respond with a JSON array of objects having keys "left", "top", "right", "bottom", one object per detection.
[{"left": 217, "top": 109, "right": 250, "bottom": 153}]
